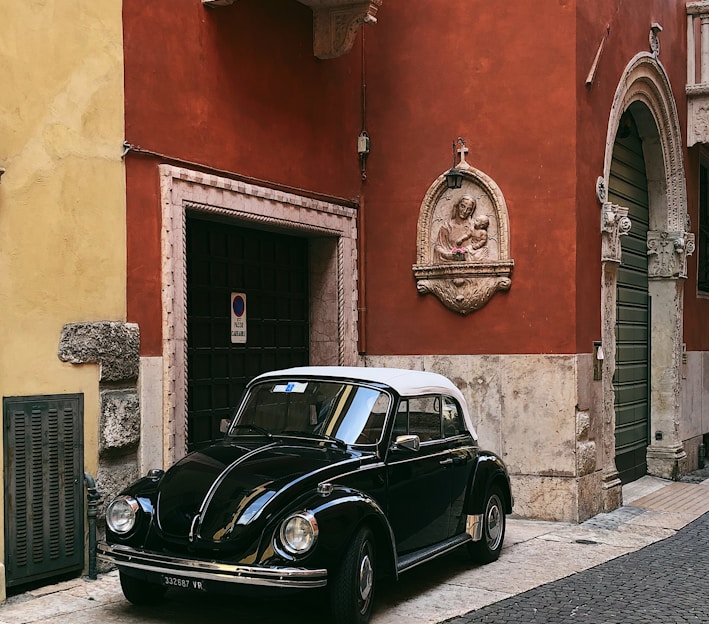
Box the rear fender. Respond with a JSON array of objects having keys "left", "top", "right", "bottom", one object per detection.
[{"left": 466, "top": 453, "right": 513, "bottom": 515}]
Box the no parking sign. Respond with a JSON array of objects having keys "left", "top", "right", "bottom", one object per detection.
[{"left": 230, "top": 292, "right": 247, "bottom": 344}]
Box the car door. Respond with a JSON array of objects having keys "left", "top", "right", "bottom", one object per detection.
[
  {"left": 442, "top": 395, "right": 477, "bottom": 537},
  {"left": 385, "top": 396, "right": 453, "bottom": 554}
]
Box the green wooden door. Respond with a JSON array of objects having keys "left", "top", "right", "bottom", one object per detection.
[
  {"left": 4, "top": 394, "right": 84, "bottom": 588},
  {"left": 610, "top": 113, "right": 650, "bottom": 484}
]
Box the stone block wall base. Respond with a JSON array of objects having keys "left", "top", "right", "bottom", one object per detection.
[
  {"left": 578, "top": 471, "right": 604, "bottom": 521},
  {"left": 601, "top": 472, "right": 623, "bottom": 512},
  {"left": 646, "top": 445, "right": 688, "bottom": 480},
  {"left": 511, "top": 471, "right": 609, "bottom": 523},
  {"left": 509, "top": 475, "right": 578, "bottom": 522}
]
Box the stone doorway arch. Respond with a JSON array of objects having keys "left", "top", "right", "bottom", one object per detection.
[{"left": 598, "top": 52, "right": 694, "bottom": 509}]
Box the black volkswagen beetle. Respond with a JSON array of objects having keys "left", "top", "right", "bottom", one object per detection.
[{"left": 98, "top": 366, "right": 512, "bottom": 624}]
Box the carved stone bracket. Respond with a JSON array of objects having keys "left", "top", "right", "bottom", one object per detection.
[
  {"left": 412, "top": 150, "right": 513, "bottom": 315},
  {"left": 202, "top": 0, "right": 381, "bottom": 59},
  {"left": 647, "top": 230, "right": 696, "bottom": 279},
  {"left": 601, "top": 202, "right": 632, "bottom": 263}
]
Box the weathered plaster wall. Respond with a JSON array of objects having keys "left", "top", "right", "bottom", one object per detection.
[{"left": 0, "top": 0, "right": 125, "bottom": 594}]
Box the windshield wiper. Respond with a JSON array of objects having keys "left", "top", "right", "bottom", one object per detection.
[
  {"left": 228, "top": 424, "right": 273, "bottom": 439},
  {"left": 278, "top": 430, "right": 347, "bottom": 450}
]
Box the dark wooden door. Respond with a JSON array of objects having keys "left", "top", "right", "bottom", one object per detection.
[
  {"left": 610, "top": 113, "right": 650, "bottom": 484},
  {"left": 186, "top": 217, "right": 309, "bottom": 450}
]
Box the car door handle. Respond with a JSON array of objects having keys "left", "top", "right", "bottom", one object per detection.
[{"left": 439, "top": 458, "right": 454, "bottom": 466}]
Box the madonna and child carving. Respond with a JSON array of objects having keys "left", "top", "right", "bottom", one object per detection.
[
  {"left": 412, "top": 159, "right": 513, "bottom": 315},
  {"left": 434, "top": 195, "right": 494, "bottom": 263}
]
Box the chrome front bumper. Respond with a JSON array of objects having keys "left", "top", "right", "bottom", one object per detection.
[{"left": 97, "top": 542, "right": 328, "bottom": 589}]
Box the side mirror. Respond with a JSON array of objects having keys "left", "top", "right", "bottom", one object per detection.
[
  {"left": 220, "top": 419, "right": 231, "bottom": 434},
  {"left": 394, "top": 434, "right": 420, "bottom": 452}
]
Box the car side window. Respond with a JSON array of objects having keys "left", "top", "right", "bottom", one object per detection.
[
  {"left": 443, "top": 397, "right": 464, "bottom": 437},
  {"left": 406, "top": 396, "right": 441, "bottom": 442},
  {"left": 393, "top": 400, "right": 409, "bottom": 438}
]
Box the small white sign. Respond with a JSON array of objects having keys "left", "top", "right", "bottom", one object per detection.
[{"left": 230, "top": 292, "right": 247, "bottom": 344}]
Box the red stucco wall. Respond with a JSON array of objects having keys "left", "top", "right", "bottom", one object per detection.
[
  {"left": 361, "top": 1, "right": 578, "bottom": 355},
  {"left": 124, "top": 0, "right": 708, "bottom": 358},
  {"left": 123, "top": 0, "right": 362, "bottom": 355}
]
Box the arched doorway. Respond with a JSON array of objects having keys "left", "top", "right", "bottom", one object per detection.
[
  {"left": 599, "top": 53, "right": 691, "bottom": 507},
  {"left": 609, "top": 109, "right": 650, "bottom": 484}
]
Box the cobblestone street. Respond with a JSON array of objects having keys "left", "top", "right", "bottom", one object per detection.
[{"left": 444, "top": 510, "right": 709, "bottom": 624}]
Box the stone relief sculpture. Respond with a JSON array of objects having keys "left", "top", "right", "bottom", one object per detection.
[
  {"left": 413, "top": 141, "right": 513, "bottom": 314},
  {"left": 434, "top": 195, "right": 493, "bottom": 263}
]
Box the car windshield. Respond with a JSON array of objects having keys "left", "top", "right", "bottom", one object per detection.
[{"left": 229, "top": 379, "right": 391, "bottom": 446}]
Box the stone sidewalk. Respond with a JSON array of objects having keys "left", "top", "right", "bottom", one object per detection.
[{"left": 0, "top": 472, "right": 707, "bottom": 624}]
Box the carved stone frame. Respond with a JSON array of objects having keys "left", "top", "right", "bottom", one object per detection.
[
  {"left": 599, "top": 51, "right": 691, "bottom": 502},
  {"left": 159, "top": 165, "right": 359, "bottom": 465},
  {"left": 412, "top": 162, "right": 513, "bottom": 315}
]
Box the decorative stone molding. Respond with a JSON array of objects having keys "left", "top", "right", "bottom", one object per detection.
[
  {"left": 649, "top": 23, "right": 662, "bottom": 58},
  {"left": 202, "top": 0, "right": 381, "bottom": 59},
  {"left": 601, "top": 202, "right": 632, "bottom": 263},
  {"left": 687, "top": 3, "right": 709, "bottom": 145},
  {"left": 160, "top": 165, "right": 359, "bottom": 464},
  {"left": 412, "top": 147, "right": 513, "bottom": 315},
  {"left": 647, "top": 230, "right": 696, "bottom": 279}
]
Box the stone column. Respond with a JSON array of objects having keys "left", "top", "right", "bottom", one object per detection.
[
  {"left": 599, "top": 200, "right": 631, "bottom": 510},
  {"left": 645, "top": 230, "right": 695, "bottom": 479}
]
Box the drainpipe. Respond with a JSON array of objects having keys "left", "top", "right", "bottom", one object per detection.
[{"left": 84, "top": 473, "right": 101, "bottom": 580}]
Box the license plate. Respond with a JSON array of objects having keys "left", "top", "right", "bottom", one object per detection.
[{"left": 161, "top": 574, "right": 206, "bottom": 591}]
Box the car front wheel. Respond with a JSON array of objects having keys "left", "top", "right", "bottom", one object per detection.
[
  {"left": 119, "top": 570, "right": 166, "bottom": 606},
  {"left": 467, "top": 485, "right": 506, "bottom": 564},
  {"left": 330, "top": 526, "right": 376, "bottom": 624}
]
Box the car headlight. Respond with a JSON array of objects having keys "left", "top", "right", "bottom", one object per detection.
[
  {"left": 279, "top": 512, "right": 318, "bottom": 556},
  {"left": 106, "top": 496, "right": 140, "bottom": 534}
]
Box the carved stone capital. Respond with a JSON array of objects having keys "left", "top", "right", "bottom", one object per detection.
[
  {"left": 647, "top": 230, "right": 695, "bottom": 278},
  {"left": 601, "top": 202, "right": 631, "bottom": 264},
  {"left": 309, "top": 1, "right": 381, "bottom": 59},
  {"left": 203, "top": 0, "right": 381, "bottom": 59}
]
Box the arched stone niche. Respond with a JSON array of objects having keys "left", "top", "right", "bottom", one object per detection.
[{"left": 412, "top": 156, "right": 513, "bottom": 314}]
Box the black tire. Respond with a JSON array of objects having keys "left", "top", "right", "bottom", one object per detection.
[
  {"left": 330, "top": 526, "right": 376, "bottom": 624},
  {"left": 119, "top": 570, "right": 167, "bottom": 606},
  {"left": 467, "top": 485, "right": 506, "bottom": 564}
]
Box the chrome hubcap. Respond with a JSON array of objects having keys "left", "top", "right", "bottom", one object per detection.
[
  {"left": 358, "top": 550, "right": 373, "bottom": 603},
  {"left": 486, "top": 495, "right": 503, "bottom": 550}
]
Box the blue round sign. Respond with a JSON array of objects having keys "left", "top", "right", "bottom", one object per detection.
[{"left": 232, "top": 295, "right": 245, "bottom": 317}]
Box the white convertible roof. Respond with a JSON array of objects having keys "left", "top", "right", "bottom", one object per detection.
[{"left": 252, "top": 366, "right": 477, "bottom": 439}]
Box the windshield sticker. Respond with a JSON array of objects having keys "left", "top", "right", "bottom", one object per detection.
[{"left": 273, "top": 382, "right": 308, "bottom": 394}]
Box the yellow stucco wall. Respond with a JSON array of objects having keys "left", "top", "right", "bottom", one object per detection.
[{"left": 0, "top": 1, "right": 125, "bottom": 596}]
